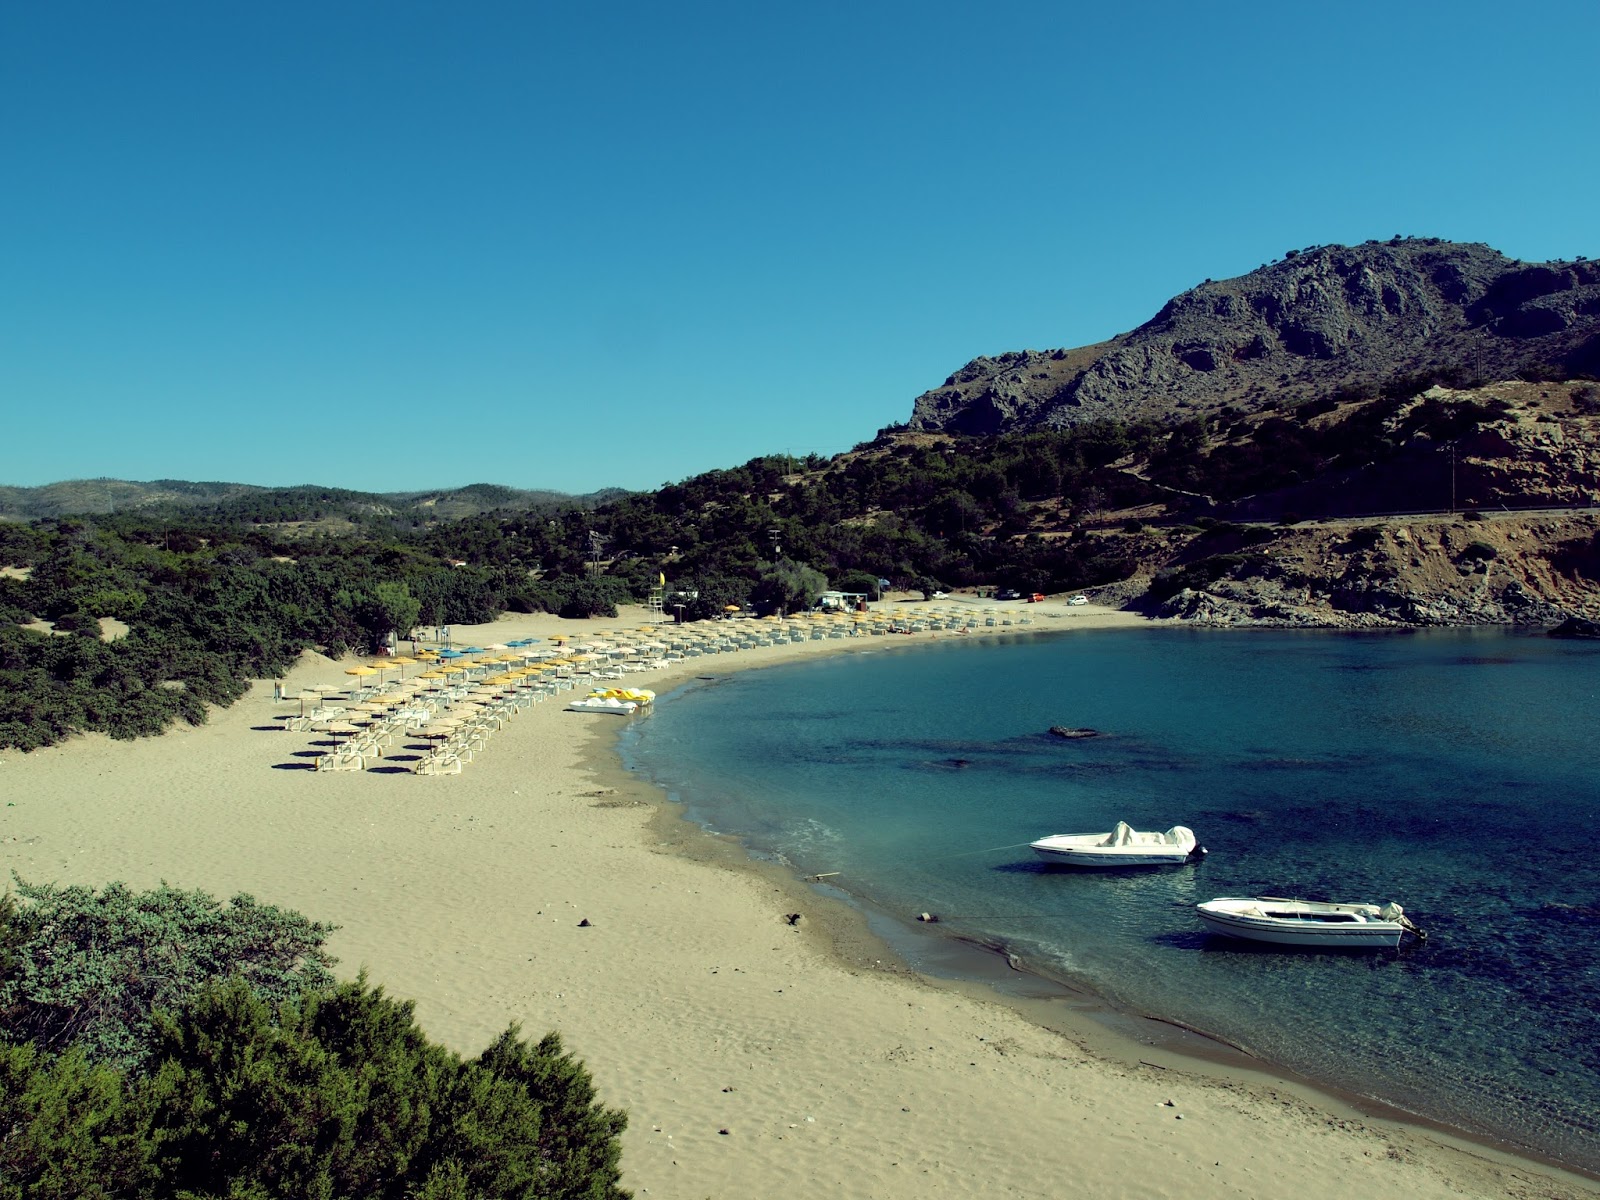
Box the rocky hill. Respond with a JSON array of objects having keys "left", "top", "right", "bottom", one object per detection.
[
  {"left": 908, "top": 239, "right": 1600, "bottom": 435},
  {"left": 1117, "top": 508, "right": 1600, "bottom": 629},
  {"left": 894, "top": 377, "right": 1600, "bottom": 629},
  {"left": 1101, "top": 379, "right": 1600, "bottom": 627}
]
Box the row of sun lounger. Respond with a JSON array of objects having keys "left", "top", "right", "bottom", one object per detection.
[{"left": 292, "top": 608, "right": 1033, "bottom": 775}]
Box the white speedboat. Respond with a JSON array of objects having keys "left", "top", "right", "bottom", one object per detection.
[
  {"left": 1195, "top": 896, "right": 1425, "bottom": 949},
  {"left": 1030, "top": 822, "right": 1203, "bottom": 868}
]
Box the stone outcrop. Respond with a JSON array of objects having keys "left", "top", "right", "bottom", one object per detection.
[
  {"left": 1139, "top": 509, "right": 1600, "bottom": 630},
  {"left": 908, "top": 240, "right": 1600, "bottom": 435},
  {"left": 1218, "top": 381, "right": 1600, "bottom": 521}
]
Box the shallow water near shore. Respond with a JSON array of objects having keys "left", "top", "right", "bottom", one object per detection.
[{"left": 620, "top": 625, "right": 1600, "bottom": 1172}]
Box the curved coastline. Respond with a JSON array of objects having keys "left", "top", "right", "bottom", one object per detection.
[
  {"left": 2, "top": 597, "right": 1595, "bottom": 1200},
  {"left": 587, "top": 609, "right": 1598, "bottom": 1193},
  {"left": 601, "top": 662, "right": 1600, "bottom": 1188}
]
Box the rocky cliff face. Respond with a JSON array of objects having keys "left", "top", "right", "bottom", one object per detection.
[
  {"left": 1142, "top": 510, "right": 1600, "bottom": 629},
  {"left": 1213, "top": 381, "right": 1600, "bottom": 522},
  {"left": 1090, "top": 381, "right": 1600, "bottom": 628},
  {"left": 909, "top": 239, "right": 1600, "bottom": 435}
]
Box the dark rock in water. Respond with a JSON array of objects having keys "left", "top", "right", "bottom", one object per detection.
[
  {"left": 1048, "top": 726, "right": 1101, "bottom": 739},
  {"left": 1549, "top": 616, "right": 1600, "bottom": 639}
]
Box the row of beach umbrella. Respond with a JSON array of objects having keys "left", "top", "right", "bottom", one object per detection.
[{"left": 324, "top": 606, "right": 1006, "bottom": 703}]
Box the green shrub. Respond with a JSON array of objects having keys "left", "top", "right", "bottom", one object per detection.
[
  {"left": 0, "top": 886, "right": 632, "bottom": 1200},
  {"left": 0, "top": 981, "right": 631, "bottom": 1200},
  {"left": 0, "top": 879, "right": 335, "bottom": 1070}
]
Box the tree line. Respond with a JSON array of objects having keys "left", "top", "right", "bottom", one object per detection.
[{"left": 0, "top": 377, "right": 1523, "bottom": 750}]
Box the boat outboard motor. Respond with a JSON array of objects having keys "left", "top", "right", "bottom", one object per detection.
[{"left": 1379, "top": 902, "right": 1427, "bottom": 942}]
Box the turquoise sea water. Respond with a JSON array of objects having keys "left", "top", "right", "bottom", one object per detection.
[{"left": 619, "top": 626, "right": 1600, "bottom": 1172}]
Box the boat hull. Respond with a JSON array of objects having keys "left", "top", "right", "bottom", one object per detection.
[
  {"left": 1031, "top": 845, "right": 1195, "bottom": 868},
  {"left": 1196, "top": 899, "right": 1406, "bottom": 949}
]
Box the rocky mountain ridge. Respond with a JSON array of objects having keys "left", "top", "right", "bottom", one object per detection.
[
  {"left": 908, "top": 239, "right": 1600, "bottom": 435},
  {"left": 991, "top": 379, "right": 1600, "bottom": 629}
]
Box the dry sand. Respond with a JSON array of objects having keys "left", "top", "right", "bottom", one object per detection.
[{"left": 1, "top": 597, "right": 1593, "bottom": 1200}]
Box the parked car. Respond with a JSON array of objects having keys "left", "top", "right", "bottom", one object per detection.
[
  {"left": 995, "top": 588, "right": 1022, "bottom": 600},
  {"left": 1067, "top": 593, "right": 1089, "bottom": 606}
]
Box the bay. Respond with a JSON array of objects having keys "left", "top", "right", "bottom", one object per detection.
[{"left": 620, "top": 626, "right": 1600, "bottom": 1171}]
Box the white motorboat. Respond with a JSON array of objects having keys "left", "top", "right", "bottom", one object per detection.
[
  {"left": 1195, "top": 896, "right": 1425, "bottom": 949},
  {"left": 1030, "top": 822, "right": 1203, "bottom": 868}
]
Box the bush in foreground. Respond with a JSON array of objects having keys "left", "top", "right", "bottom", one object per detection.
[{"left": 0, "top": 883, "right": 630, "bottom": 1200}]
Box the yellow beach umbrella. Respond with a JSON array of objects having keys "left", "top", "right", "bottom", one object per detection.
[{"left": 344, "top": 666, "right": 378, "bottom": 678}]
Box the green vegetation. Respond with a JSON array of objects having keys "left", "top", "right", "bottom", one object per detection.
[
  {"left": 0, "top": 880, "right": 335, "bottom": 1070},
  {"left": 0, "top": 881, "right": 630, "bottom": 1199},
  {"left": 0, "top": 378, "right": 1551, "bottom": 750}
]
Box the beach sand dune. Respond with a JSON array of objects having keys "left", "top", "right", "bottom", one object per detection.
[{"left": 1, "top": 601, "right": 1592, "bottom": 1199}]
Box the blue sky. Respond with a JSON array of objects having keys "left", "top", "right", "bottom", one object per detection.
[{"left": 4, "top": 1, "right": 1596, "bottom": 496}]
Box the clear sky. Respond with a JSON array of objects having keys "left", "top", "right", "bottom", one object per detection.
[{"left": 4, "top": 1, "right": 1596, "bottom": 496}]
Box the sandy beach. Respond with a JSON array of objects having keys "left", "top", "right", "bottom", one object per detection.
[{"left": 1, "top": 596, "right": 1593, "bottom": 1200}]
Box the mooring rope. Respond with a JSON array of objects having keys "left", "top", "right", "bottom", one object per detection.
[{"left": 925, "top": 840, "right": 1035, "bottom": 862}]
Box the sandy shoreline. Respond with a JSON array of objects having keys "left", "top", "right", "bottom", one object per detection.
[{"left": 2, "top": 597, "right": 1594, "bottom": 1199}]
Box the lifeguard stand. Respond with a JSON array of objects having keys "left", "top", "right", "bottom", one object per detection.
[{"left": 647, "top": 574, "right": 666, "bottom": 624}]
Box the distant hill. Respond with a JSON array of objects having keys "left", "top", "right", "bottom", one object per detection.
[
  {"left": 907, "top": 238, "right": 1600, "bottom": 435},
  {"left": 0, "top": 479, "right": 625, "bottom": 523}
]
